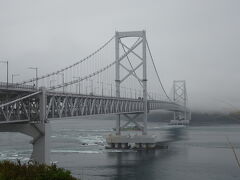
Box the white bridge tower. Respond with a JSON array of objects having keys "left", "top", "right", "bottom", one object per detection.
[
  {"left": 170, "top": 80, "right": 191, "bottom": 125},
  {"left": 115, "top": 31, "right": 148, "bottom": 135}
]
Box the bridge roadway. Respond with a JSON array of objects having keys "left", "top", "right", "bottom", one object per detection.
[{"left": 0, "top": 84, "right": 185, "bottom": 123}]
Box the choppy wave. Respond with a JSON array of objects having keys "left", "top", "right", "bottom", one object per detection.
[
  {"left": 51, "top": 149, "right": 137, "bottom": 154},
  {"left": 51, "top": 150, "right": 102, "bottom": 154},
  {"left": 0, "top": 150, "right": 31, "bottom": 161},
  {"left": 56, "top": 129, "right": 113, "bottom": 133},
  {"left": 77, "top": 135, "right": 105, "bottom": 145},
  {"left": 105, "top": 149, "right": 137, "bottom": 153},
  {"left": 149, "top": 125, "right": 186, "bottom": 130}
]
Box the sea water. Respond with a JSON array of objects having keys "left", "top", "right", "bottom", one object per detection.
[{"left": 0, "top": 118, "right": 239, "bottom": 180}]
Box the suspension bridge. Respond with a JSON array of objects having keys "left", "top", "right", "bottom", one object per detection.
[{"left": 0, "top": 31, "right": 190, "bottom": 163}]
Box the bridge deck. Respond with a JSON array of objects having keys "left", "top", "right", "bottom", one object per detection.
[{"left": 0, "top": 87, "right": 186, "bottom": 124}]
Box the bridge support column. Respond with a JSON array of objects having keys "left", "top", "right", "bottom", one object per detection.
[
  {"left": 171, "top": 80, "right": 190, "bottom": 125},
  {"left": 115, "top": 31, "right": 121, "bottom": 136},
  {"left": 31, "top": 123, "right": 50, "bottom": 164},
  {"left": 114, "top": 30, "right": 148, "bottom": 135},
  {"left": 0, "top": 123, "right": 50, "bottom": 164},
  {"left": 116, "top": 114, "right": 121, "bottom": 135},
  {"left": 142, "top": 31, "right": 148, "bottom": 135},
  {"left": 0, "top": 87, "right": 51, "bottom": 164}
]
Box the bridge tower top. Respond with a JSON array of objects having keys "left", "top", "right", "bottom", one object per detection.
[{"left": 173, "top": 80, "right": 187, "bottom": 107}]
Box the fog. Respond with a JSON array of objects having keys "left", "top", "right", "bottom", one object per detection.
[{"left": 0, "top": 0, "right": 239, "bottom": 112}]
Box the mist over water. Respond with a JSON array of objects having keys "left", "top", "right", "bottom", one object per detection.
[{"left": 0, "top": 118, "right": 239, "bottom": 180}]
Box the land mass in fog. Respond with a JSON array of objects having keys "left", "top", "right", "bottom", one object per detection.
[{"left": 79, "top": 110, "right": 240, "bottom": 126}]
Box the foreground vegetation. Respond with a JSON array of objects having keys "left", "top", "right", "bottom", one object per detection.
[{"left": 0, "top": 160, "right": 78, "bottom": 180}]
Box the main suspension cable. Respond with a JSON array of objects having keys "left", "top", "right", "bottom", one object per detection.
[
  {"left": 18, "top": 35, "right": 115, "bottom": 85},
  {"left": 146, "top": 40, "right": 172, "bottom": 101},
  {"left": 50, "top": 38, "right": 144, "bottom": 91}
]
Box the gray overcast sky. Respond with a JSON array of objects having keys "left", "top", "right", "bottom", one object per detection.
[{"left": 0, "top": 0, "right": 239, "bottom": 112}]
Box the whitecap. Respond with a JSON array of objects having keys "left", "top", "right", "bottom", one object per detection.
[
  {"left": 51, "top": 149, "right": 102, "bottom": 154},
  {"left": 78, "top": 135, "right": 105, "bottom": 145},
  {"left": 105, "top": 149, "right": 137, "bottom": 153}
]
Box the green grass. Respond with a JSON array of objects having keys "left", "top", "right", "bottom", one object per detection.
[{"left": 0, "top": 160, "right": 78, "bottom": 180}]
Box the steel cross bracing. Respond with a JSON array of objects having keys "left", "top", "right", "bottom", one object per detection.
[
  {"left": 173, "top": 80, "right": 190, "bottom": 120},
  {"left": 115, "top": 31, "right": 149, "bottom": 135},
  {"left": 0, "top": 89, "right": 185, "bottom": 123}
]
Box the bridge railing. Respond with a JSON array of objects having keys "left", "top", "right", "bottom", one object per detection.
[{"left": 0, "top": 82, "right": 36, "bottom": 90}]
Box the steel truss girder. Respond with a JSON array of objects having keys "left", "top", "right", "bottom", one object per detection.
[
  {"left": 0, "top": 91, "right": 186, "bottom": 123},
  {"left": 0, "top": 95, "right": 40, "bottom": 122},
  {"left": 45, "top": 94, "right": 144, "bottom": 118}
]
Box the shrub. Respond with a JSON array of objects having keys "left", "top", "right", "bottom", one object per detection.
[{"left": 0, "top": 160, "right": 78, "bottom": 180}]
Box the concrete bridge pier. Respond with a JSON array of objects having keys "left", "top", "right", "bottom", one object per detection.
[
  {"left": 0, "top": 123, "right": 50, "bottom": 164},
  {"left": 30, "top": 123, "right": 50, "bottom": 164}
]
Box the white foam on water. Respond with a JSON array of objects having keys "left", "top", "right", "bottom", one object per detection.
[
  {"left": 52, "top": 150, "right": 102, "bottom": 154},
  {"left": 105, "top": 149, "right": 137, "bottom": 153},
  {"left": 58, "top": 129, "right": 112, "bottom": 132},
  {"left": 77, "top": 135, "right": 105, "bottom": 145},
  {"left": 149, "top": 125, "right": 185, "bottom": 130},
  {"left": 0, "top": 149, "right": 32, "bottom": 162}
]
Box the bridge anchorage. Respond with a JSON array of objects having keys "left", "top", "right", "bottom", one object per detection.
[{"left": 0, "top": 30, "right": 190, "bottom": 163}]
